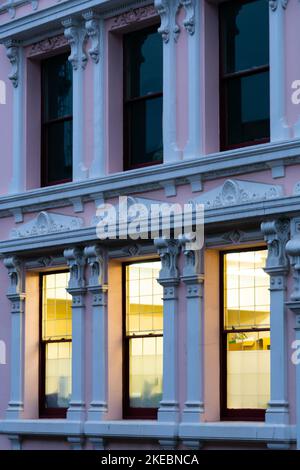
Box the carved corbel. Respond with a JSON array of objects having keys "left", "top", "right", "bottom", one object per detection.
[
  {"left": 286, "top": 218, "right": 300, "bottom": 302},
  {"left": 155, "top": 0, "right": 181, "bottom": 43},
  {"left": 83, "top": 10, "right": 100, "bottom": 64},
  {"left": 64, "top": 247, "right": 86, "bottom": 291},
  {"left": 84, "top": 245, "right": 107, "bottom": 287},
  {"left": 154, "top": 238, "right": 180, "bottom": 283},
  {"left": 4, "top": 39, "right": 20, "bottom": 88},
  {"left": 261, "top": 219, "right": 290, "bottom": 273},
  {"left": 62, "top": 18, "right": 88, "bottom": 70},
  {"left": 180, "top": 0, "right": 195, "bottom": 35},
  {"left": 269, "top": 0, "right": 289, "bottom": 11}
]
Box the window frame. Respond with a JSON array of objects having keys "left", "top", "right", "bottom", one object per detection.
[
  {"left": 123, "top": 24, "right": 163, "bottom": 171},
  {"left": 122, "top": 259, "right": 162, "bottom": 420},
  {"left": 39, "top": 270, "right": 71, "bottom": 419},
  {"left": 219, "top": 247, "right": 270, "bottom": 422},
  {"left": 41, "top": 53, "right": 73, "bottom": 187},
  {"left": 219, "top": 0, "right": 270, "bottom": 151}
]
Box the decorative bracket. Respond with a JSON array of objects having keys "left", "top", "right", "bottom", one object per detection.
[
  {"left": 154, "top": 237, "right": 180, "bottom": 283},
  {"left": 3, "top": 256, "right": 24, "bottom": 296},
  {"left": 286, "top": 218, "right": 300, "bottom": 302},
  {"left": 64, "top": 247, "right": 86, "bottom": 291},
  {"left": 261, "top": 219, "right": 290, "bottom": 275},
  {"left": 83, "top": 10, "right": 100, "bottom": 64},
  {"left": 180, "top": 0, "right": 195, "bottom": 35},
  {"left": 4, "top": 39, "right": 20, "bottom": 88},
  {"left": 62, "top": 18, "right": 88, "bottom": 70},
  {"left": 155, "top": 0, "right": 181, "bottom": 43},
  {"left": 269, "top": 0, "right": 289, "bottom": 12},
  {"left": 84, "top": 245, "right": 108, "bottom": 288}
]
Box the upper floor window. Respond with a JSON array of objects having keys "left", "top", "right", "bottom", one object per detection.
[
  {"left": 41, "top": 54, "right": 73, "bottom": 186},
  {"left": 124, "top": 26, "right": 163, "bottom": 170},
  {"left": 221, "top": 249, "right": 270, "bottom": 420},
  {"left": 219, "top": 0, "right": 270, "bottom": 150},
  {"left": 40, "top": 271, "right": 72, "bottom": 418},
  {"left": 124, "top": 261, "right": 163, "bottom": 419}
]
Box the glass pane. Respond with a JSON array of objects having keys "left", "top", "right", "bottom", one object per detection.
[
  {"left": 43, "top": 54, "right": 73, "bottom": 120},
  {"left": 220, "top": 0, "right": 269, "bottom": 74},
  {"left": 125, "top": 28, "right": 163, "bottom": 99},
  {"left": 224, "top": 250, "right": 270, "bottom": 329},
  {"left": 45, "top": 341, "right": 72, "bottom": 409},
  {"left": 227, "top": 331, "right": 270, "bottom": 409},
  {"left": 126, "top": 261, "right": 163, "bottom": 336},
  {"left": 46, "top": 119, "right": 73, "bottom": 183},
  {"left": 225, "top": 71, "right": 270, "bottom": 146},
  {"left": 42, "top": 272, "right": 72, "bottom": 340},
  {"left": 128, "top": 97, "right": 163, "bottom": 166},
  {"left": 129, "top": 336, "right": 163, "bottom": 408}
]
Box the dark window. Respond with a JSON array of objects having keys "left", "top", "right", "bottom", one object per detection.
[
  {"left": 220, "top": 249, "right": 270, "bottom": 421},
  {"left": 123, "top": 261, "right": 163, "bottom": 419},
  {"left": 39, "top": 272, "right": 72, "bottom": 418},
  {"left": 41, "top": 54, "right": 73, "bottom": 186},
  {"left": 124, "top": 26, "right": 163, "bottom": 170},
  {"left": 219, "top": 0, "right": 270, "bottom": 150}
]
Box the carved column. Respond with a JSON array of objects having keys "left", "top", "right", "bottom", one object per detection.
[
  {"left": 180, "top": 238, "right": 204, "bottom": 422},
  {"left": 4, "top": 40, "right": 25, "bottom": 194},
  {"left": 155, "top": 0, "right": 182, "bottom": 163},
  {"left": 63, "top": 19, "right": 88, "bottom": 181},
  {"left": 269, "top": 0, "right": 289, "bottom": 141},
  {"left": 286, "top": 217, "right": 300, "bottom": 450},
  {"left": 154, "top": 238, "right": 180, "bottom": 423},
  {"left": 84, "top": 245, "right": 108, "bottom": 421},
  {"left": 83, "top": 11, "right": 106, "bottom": 178},
  {"left": 261, "top": 219, "right": 290, "bottom": 427},
  {"left": 181, "top": 0, "right": 203, "bottom": 158},
  {"left": 3, "top": 257, "right": 25, "bottom": 419},
  {"left": 64, "top": 247, "right": 87, "bottom": 421}
]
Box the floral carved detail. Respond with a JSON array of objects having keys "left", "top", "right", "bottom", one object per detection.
[
  {"left": 269, "top": 0, "right": 289, "bottom": 11},
  {"left": 62, "top": 18, "right": 87, "bottom": 70},
  {"left": 261, "top": 219, "right": 290, "bottom": 274},
  {"left": 10, "top": 211, "right": 83, "bottom": 239},
  {"left": 180, "top": 0, "right": 195, "bottom": 35},
  {"left": 3, "top": 256, "right": 23, "bottom": 296},
  {"left": 190, "top": 179, "right": 283, "bottom": 210},
  {"left": 110, "top": 5, "right": 157, "bottom": 30},
  {"left": 28, "top": 35, "right": 68, "bottom": 57},
  {"left": 154, "top": 238, "right": 180, "bottom": 282},
  {"left": 84, "top": 245, "right": 108, "bottom": 287},
  {"left": 64, "top": 247, "right": 86, "bottom": 291},
  {"left": 4, "top": 39, "right": 20, "bottom": 88},
  {"left": 155, "top": 0, "right": 181, "bottom": 43}
]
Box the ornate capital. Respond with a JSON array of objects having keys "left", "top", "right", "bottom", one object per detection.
[
  {"left": 3, "top": 256, "right": 24, "bottom": 296},
  {"left": 286, "top": 218, "right": 300, "bottom": 302},
  {"left": 64, "top": 247, "right": 86, "bottom": 291},
  {"left": 4, "top": 39, "right": 20, "bottom": 88},
  {"left": 83, "top": 10, "right": 100, "bottom": 64},
  {"left": 180, "top": 0, "right": 195, "bottom": 35},
  {"left": 84, "top": 245, "right": 107, "bottom": 288},
  {"left": 269, "top": 0, "right": 289, "bottom": 12},
  {"left": 180, "top": 234, "right": 204, "bottom": 281},
  {"left": 154, "top": 238, "right": 180, "bottom": 284},
  {"left": 261, "top": 219, "right": 290, "bottom": 276},
  {"left": 155, "top": 0, "right": 181, "bottom": 43},
  {"left": 62, "top": 19, "right": 87, "bottom": 70}
]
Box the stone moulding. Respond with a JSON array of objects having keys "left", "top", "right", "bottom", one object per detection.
[
  {"left": 190, "top": 179, "right": 283, "bottom": 209},
  {"left": 28, "top": 35, "right": 69, "bottom": 57},
  {"left": 109, "top": 4, "right": 158, "bottom": 30},
  {"left": 10, "top": 211, "right": 83, "bottom": 239}
]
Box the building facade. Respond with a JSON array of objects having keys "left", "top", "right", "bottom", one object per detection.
[{"left": 0, "top": 0, "right": 300, "bottom": 451}]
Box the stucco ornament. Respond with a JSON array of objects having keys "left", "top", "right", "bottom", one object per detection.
[
  {"left": 62, "top": 18, "right": 88, "bottom": 70},
  {"left": 4, "top": 39, "right": 20, "bottom": 88},
  {"left": 64, "top": 247, "right": 86, "bottom": 290},
  {"left": 154, "top": 237, "right": 180, "bottom": 281},
  {"left": 261, "top": 219, "right": 290, "bottom": 272},
  {"left": 179, "top": 234, "right": 203, "bottom": 278},
  {"left": 286, "top": 218, "right": 300, "bottom": 301},
  {"left": 110, "top": 5, "right": 157, "bottom": 29},
  {"left": 84, "top": 245, "right": 108, "bottom": 287},
  {"left": 3, "top": 256, "right": 23, "bottom": 296},
  {"left": 10, "top": 211, "right": 83, "bottom": 239},
  {"left": 269, "top": 0, "right": 289, "bottom": 11},
  {"left": 29, "top": 35, "right": 68, "bottom": 57},
  {"left": 83, "top": 10, "right": 100, "bottom": 64},
  {"left": 180, "top": 0, "right": 195, "bottom": 35},
  {"left": 190, "top": 179, "right": 283, "bottom": 209},
  {"left": 155, "top": 0, "right": 181, "bottom": 43}
]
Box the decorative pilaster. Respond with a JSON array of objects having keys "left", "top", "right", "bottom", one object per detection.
[
  {"left": 84, "top": 245, "right": 108, "bottom": 421},
  {"left": 286, "top": 217, "right": 300, "bottom": 450},
  {"left": 4, "top": 40, "right": 25, "bottom": 194},
  {"left": 155, "top": 0, "right": 182, "bottom": 163},
  {"left": 3, "top": 257, "right": 25, "bottom": 419},
  {"left": 154, "top": 238, "right": 180, "bottom": 422},
  {"left": 83, "top": 11, "right": 106, "bottom": 178},
  {"left": 181, "top": 0, "right": 203, "bottom": 159},
  {"left": 64, "top": 247, "right": 87, "bottom": 421},
  {"left": 180, "top": 236, "right": 204, "bottom": 422},
  {"left": 269, "top": 0, "right": 290, "bottom": 141},
  {"left": 261, "top": 219, "right": 290, "bottom": 426},
  {"left": 63, "top": 19, "right": 88, "bottom": 181}
]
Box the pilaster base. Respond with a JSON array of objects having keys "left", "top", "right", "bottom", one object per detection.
[
  {"left": 182, "top": 401, "right": 204, "bottom": 423},
  {"left": 5, "top": 403, "right": 23, "bottom": 420},
  {"left": 158, "top": 439, "right": 177, "bottom": 450},
  {"left": 67, "top": 436, "right": 84, "bottom": 450},
  {"left": 89, "top": 437, "right": 106, "bottom": 450},
  {"left": 8, "top": 434, "right": 22, "bottom": 450},
  {"left": 158, "top": 401, "right": 180, "bottom": 423},
  {"left": 67, "top": 402, "right": 86, "bottom": 421},
  {"left": 182, "top": 440, "right": 203, "bottom": 450},
  {"left": 267, "top": 442, "right": 290, "bottom": 450},
  {"left": 87, "top": 402, "right": 108, "bottom": 421},
  {"left": 265, "top": 401, "right": 289, "bottom": 425}
]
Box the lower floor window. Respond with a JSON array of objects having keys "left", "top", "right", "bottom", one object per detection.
[
  {"left": 40, "top": 271, "right": 72, "bottom": 418},
  {"left": 221, "top": 249, "right": 270, "bottom": 420},
  {"left": 124, "top": 261, "right": 163, "bottom": 418}
]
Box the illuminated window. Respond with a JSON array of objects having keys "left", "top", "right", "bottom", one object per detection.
[
  {"left": 124, "top": 261, "right": 163, "bottom": 419},
  {"left": 221, "top": 249, "right": 270, "bottom": 420},
  {"left": 40, "top": 272, "right": 72, "bottom": 418}
]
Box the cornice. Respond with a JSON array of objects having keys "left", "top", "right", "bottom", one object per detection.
[{"left": 0, "top": 139, "right": 299, "bottom": 220}]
